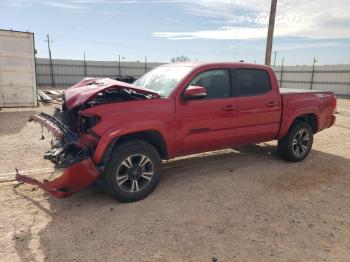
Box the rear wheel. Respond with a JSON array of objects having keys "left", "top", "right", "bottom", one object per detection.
[
  {"left": 278, "top": 121, "right": 314, "bottom": 162},
  {"left": 103, "top": 140, "right": 162, "bottom": 202}
]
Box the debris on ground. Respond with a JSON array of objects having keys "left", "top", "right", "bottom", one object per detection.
[{"left": 37, "top": 89, "right": 64, "bottom": 103}]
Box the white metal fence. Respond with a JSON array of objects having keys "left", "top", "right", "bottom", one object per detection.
[
  {"left": 36, "top": 58, "right": 350, "bottom": 96},
  {"left": 36, "top": 58, "right": 164, "bottom": 88},
  {"left": 273, "top": 64, "right": 350, "bottom": 97}
]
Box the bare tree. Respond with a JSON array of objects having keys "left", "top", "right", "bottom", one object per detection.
[{"left": 171, "top": 56, "right": 191, "bottom": 63}]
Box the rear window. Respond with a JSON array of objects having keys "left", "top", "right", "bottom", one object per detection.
[{"left": 237, "top": 69, "right": 271, "bottom": 96}]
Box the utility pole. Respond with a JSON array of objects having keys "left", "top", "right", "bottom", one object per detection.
[
  {"left": 310, "top": 57, "right": 318, "bottom": 90},
  {"left": 118, "top": 55, "right": 121, "bottom": 76},
  {"left": 280, "top": 58, "right": 285, "bottom": 88},
  {"left": 83, "top": 52, "right": 87, "bottom": 77},
  {"left": 144, "top": 56, "right": 147, "bottom": 73},
  {"left": 265, "top": 0, "right": 278, "bottom": 65},
  {"left": 45, "top": 34, "right": 55, "bottom": 88},
  {"left": 273, "top": 51, "right": 277, "bottom": 67}
]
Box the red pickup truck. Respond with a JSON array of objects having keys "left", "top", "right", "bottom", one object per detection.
[{"left": 17, "top": 62, "right": 337, "bottom": 202}]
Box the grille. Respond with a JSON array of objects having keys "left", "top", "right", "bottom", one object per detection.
[{"left": 53, "top": 107, "right": 77, "bottom": 131}]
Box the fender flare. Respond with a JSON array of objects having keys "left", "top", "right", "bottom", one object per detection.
[
  {"left": 92, "top": 121, "right": 173, "bottom": 164},
  {"left": 278, "top": 107, "right": 320, "bottom": 140}
]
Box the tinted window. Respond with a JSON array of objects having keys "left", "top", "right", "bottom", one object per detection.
[
  {"left": 237, "top": 69, "right": 271, "bottom": 96},
  {"left": 188, "top": 69, "right": 230, "bottom": 99}
]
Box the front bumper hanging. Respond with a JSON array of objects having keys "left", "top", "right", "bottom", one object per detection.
[{"left": 16, "top": 112, "right": 101, "bottom": 198}]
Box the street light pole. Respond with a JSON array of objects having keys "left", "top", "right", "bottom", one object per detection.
[{"left": 265, "top": 0, "right": 278, "bottom": 65}]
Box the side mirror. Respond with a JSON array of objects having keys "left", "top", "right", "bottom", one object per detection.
[{"left": 183, "top": 86, "right": 207, "bottom": 100}]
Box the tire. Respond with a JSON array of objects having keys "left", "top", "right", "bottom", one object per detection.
[
  {"left": 278, "top": 121, "right": 314, "bottom": 162},
  {"left": 103, "top": 140, "right": 162, "bottom": 202}
]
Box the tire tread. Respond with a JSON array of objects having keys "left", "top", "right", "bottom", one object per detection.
[{"left": 103, "top": 139, "right": 162, "bottom": 202}]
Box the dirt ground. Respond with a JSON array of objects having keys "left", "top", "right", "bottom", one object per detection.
[{"left": 0, "top": 100, "right": 349, "bottom": 262}]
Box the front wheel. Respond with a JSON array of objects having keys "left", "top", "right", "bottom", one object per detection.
[
  {"left": 278, "top": 121, "right": 314, "bottom": 162},
  {"left": 103, "top": 140, "right": 162, "bottom": 202}
]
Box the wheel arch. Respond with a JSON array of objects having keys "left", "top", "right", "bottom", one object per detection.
[
  {"left": 294, "top": 113, "right": 318, "bottom": 133},
  {"left": 99, "top": 130, "right": 168, "bottom": 170},
  {"left": 279, "top": 111, "right": 319, "bottom": 139}
]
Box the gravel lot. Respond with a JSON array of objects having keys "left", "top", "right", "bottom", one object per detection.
[{"left": 0, "top": 99, "right": 349, "bottom": 261}]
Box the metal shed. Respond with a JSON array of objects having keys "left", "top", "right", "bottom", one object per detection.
[{"left": 0, "top": 29, "right": 37, "bottom": 107}]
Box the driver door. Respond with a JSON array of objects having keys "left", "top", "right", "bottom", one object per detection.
[{"left": 175, "top": 69, "right": 238, "bottom": 155}]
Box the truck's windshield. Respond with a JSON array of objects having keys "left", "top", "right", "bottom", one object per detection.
[{"left": 133, "top": 66, "right": 193, "bottom": 97}]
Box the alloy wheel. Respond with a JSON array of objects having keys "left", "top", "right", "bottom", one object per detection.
[
  {"left": 115, "top": 154, "right": 154, "bottom": 193},
  {"left": 292, "top": 129, "right": 310, "bottom": 157}
]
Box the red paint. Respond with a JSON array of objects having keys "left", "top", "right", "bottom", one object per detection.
[
  {"left": 17, "top": 62, "right": 337, "bottom": 198},
  {"left": 16, "top": 159, "right": 100, "bottom": 198},
  {"left": 183, "top": 85, "right": 207, "bottom": 98},
  {"left": 85, "top": 63, "right": 336, "bottom": 161}
]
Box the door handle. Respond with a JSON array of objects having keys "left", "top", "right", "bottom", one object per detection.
[
  {"left": 266, "top": 101, "right": 277, "bottom": 107},
  {"left": 223, "top": 105, "right": 237, "bottom": 111}
]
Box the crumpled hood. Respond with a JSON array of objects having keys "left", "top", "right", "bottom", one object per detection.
[{"left": 64, "top": 78, "right": 160, "bottom": 110}]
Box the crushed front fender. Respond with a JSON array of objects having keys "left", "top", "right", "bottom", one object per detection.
[{"left": 16, "top": 111, "right": 101, "bottom": 198}]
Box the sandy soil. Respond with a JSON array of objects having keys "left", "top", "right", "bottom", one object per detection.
[{"left": 0, "top": 100, "right": 349, "bottom": 261}]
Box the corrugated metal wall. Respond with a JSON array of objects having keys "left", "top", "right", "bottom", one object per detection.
[
  {"left": 273, "top": 64, "right": 350, "bottom": 96},
  {"left": 36, "top": 58, "right": 350, "bottom": 96},
  {"left": 36, "top": 58, "right": 164, "bottom": 88}
]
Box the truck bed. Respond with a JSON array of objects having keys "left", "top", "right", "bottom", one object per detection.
[
  {"left": 280, "top": 88, "right": 331, "bottom": 94},
  {"left": 278, "top": 88, "right": 336, "bottom": 139}
]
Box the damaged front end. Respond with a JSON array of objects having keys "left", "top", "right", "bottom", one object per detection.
[
  {"left": 16, "top": 110, "right": 101, "bottom": 198},
  {"left": 16, "top": 78, "right": 160, "bottom": 198}
]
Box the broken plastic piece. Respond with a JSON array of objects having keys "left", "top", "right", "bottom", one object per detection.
[{"left": 15, "top": 158, "right": 100, "bottom": 198}]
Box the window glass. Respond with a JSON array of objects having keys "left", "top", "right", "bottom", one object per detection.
[
  {"left": 237, "top": 69, "right": 271, "bottom": 96},
  {"left": 188, "top": 69, "right": 230, "bottom": 99},
  {"left": 133, "top": 66, "right": 193, "bottom": 97}
]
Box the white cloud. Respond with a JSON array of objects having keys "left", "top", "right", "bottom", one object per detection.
[
  {"left": 15, "top": 0, "right": 349, "bottom": 40},
  {"left": 9, "top": 2, "right": 33, "bottom": 8},
  {"left": 72, "top": 0, "right": 189, "bottom": 4},
  {"left": 44, "top": 1, "right": 87, "bottom": 9},
  {"left": 152, "top": 0, "right": 350, "bottom": 40},
  {"left": 153, "top": 27, "right": 267, "bottom": 40}
]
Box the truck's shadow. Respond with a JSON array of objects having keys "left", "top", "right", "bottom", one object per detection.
[{"left": 13, "top": 144, "right": 350, "bottom": 261}]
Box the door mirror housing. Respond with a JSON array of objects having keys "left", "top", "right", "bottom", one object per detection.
[{"left": 183, "top": 86, "right": 207, "bottom": 100}]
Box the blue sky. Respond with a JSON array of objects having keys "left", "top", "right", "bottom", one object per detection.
[{"left": 1, "top": 0, "right": 350, "bottom": 65}]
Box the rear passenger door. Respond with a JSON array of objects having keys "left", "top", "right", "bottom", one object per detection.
[{"left": 234, "top": 68, "right": 281, "bottom": 145}]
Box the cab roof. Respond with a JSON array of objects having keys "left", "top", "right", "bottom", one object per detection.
[{"left": 162, "top": 61, "right": 272, "bottom": 70}]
